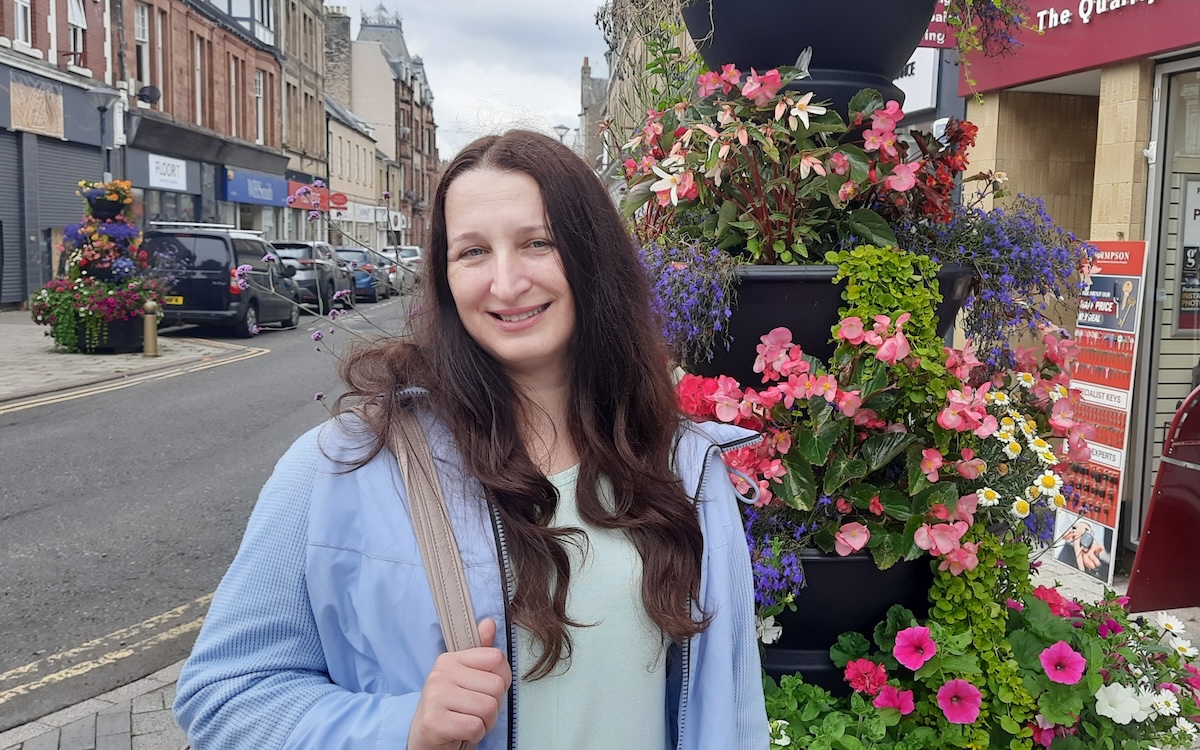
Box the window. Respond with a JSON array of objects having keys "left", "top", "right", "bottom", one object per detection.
[
  {"left": 254, "top": 70, "right": 265, "bottom": 145},
  {"left": 155, "top": 10, "right": 166, "bottom": 109},
  {"left": 229, "top": 56, "right": 239, "bottom": 137},
  {"left": 66, "top": 0, "right": 87, "bottom": 63},
  {"left": 134, "top": 3, "right": 150, "bottom": 86},
  {"left": 193, "top": 35, "right": 204, "bottom": 125},
  {"left": 14, "top": 0, "right": 31, "bottom": 44}
]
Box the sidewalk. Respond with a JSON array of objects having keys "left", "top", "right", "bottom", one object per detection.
[{"left": 0, "top": 309, "right": 243, "bottom": 404}]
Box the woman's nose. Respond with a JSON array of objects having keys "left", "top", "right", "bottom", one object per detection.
[{"left": 490, "top": 250, "right": 532, "bottom": 299}]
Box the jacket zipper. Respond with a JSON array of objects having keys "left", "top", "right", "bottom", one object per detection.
[
  {"left": 487, "top": 502, "right": 518, "bottom": 750},
  {"left": 676, "top": 432, "right": 763, "bottom": 750}
]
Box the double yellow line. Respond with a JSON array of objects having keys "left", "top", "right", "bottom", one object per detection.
[
  {"left": 0, "top": 345, "right": 268, "bottom": 416},
  {"left": 0, "top": 593, "right": 214, "bottom": 707}
]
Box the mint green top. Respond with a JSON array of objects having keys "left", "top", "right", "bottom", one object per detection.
[{"left": 515, "top": 465, "right": 668, "bottom": 749}]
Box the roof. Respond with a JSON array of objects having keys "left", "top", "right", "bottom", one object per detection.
[{"left": 324, "top": 94, "right": 375, "bottom": 140}]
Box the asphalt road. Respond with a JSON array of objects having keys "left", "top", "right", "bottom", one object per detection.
[{"left": 0, "top": 296, "right": 411, "bottom": 732}]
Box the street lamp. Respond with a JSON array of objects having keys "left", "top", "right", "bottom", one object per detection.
[
  {"left": 87, "top": 86, "right": 122, "bottom": 181},
  {"left": 552, "top": 123, "right": 570, "bottom": 144}
]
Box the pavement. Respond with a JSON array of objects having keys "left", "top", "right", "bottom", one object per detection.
[{"left": 1, "top": 306, "right": 1199, "bottom": 748}]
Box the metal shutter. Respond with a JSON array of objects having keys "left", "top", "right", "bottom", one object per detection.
[
  {"left": 36, "top": 139, "right": 103, "bottom": 228},
  {"left": 0, "top": 132, "right": 23, "bottom": 303}
]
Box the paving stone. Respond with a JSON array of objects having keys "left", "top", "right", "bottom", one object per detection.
[
  {"left": 95, "top": 708, "right": 130, "bottom": 738},
  {"left": 129, "top": 713, "right": 175, "bottom": 738},
  {"left": 129, "top": 694, "right": 162, "bottom": 715},
  {"left": 21, "top": 729, "right": 60, "bottom": 750},
  {"left": 95, "top": 735, "right": 131, "bottom": 750},
  {"left": 58, "top": 715, "right": 94, "bottom": 750},
  {"left": 130, "top": 730, "right": 186, "bottom": 750}
]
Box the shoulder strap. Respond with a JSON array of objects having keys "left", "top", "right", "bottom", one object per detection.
[{"left": 392, "top": 409, "right": 482, "bottom": 653}]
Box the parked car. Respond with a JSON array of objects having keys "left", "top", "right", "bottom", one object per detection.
[
  {"left": 145, "top": 226, "right": 301, "bottom": 337},
  {"left": 368, "top": 249, "right": 404, "bottom": 296},
  {"left": 270, "top": 240, "right": 354, "bottom": 314},
  {"left": 334, "top": 248, "right": 391, "bottom": 302},
  {"left": 382, "top": 245, "right": 422, "bottom": 291}
]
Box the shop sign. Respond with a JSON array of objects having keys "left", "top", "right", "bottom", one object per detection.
[
  {"left": 389, "top": 211, "right": 406, "bottom": 231},
  {"left": 919, "top": 0, "right": 956, "bottom": 49},
  {"left": 330, "top": 192, "right": 349, "bottom": 209},
  {"left": 224, "top": 168, "right": 287, "bottom": 206},
  {"left": 959, "top": 0, "right": 1194, "bottom": 94},
  {"left": 1176, "top": 176, "right": 1200, "bottom": 331},
  {"left": 894, "top": 48, "right": 940, "bottom": 114},
  {"left": 286, "top": 180, "right": 330, "bottom": 211},
  {"left": 375, "top": 207, "right": 389, "bottom": 228},
  {"left": 148, "top": 155, "right": 187, "bottom": 191},
  {"left": 330, "top": 208, "right": 352, "bottom": 222},
  {"left": 1062, "top": 241, "right": 1148, "bottom": 584},
  {"left": 354, "top": 203, "right": 374, "bottom": 223}
]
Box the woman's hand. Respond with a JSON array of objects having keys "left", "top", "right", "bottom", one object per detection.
[{"left": 407, "top": 618, "right": 512, "bottom": 750}]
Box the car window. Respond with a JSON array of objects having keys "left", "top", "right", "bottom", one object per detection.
[
  {"left": 399, "top": 248, "right": 419, "bottom": 260},
  {"left": 336, "top": 250, "right": 369, "bottom": 267},
  {"left": 234, "top": 240, "right": 269, "bottom": 271},
  {"left": 271, "top": 243, "right": 314, "bottom": 261},
  {"left": 145, "top": 234, "right": 230, "bottom": 271}
]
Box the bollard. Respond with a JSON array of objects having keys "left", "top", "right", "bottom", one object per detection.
[{"left": 143, "top": 300, "right": 159, "bottom": 358}]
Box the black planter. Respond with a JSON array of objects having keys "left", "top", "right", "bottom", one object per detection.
[
  {"left": 691, "top": 264, "right": 974, "bottom": 386},
  {"left": 681, "top": 0, "right": 937, "bottom": 115},
  {"left": 76, "top": 316, "right": 144, "bottom": 354},
  {"left": 87, "top": 197, "right": 124, "bottom": 221},
  {"left": 763, "top": 549, "right": 934, "bottom": 695}
]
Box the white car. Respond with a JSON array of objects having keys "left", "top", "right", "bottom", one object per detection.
[{"left": 383, "top": 245, "right": 423, "bottom": 291}]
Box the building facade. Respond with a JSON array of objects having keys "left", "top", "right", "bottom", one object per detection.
[
  {"left": 958, "top": 0, "right": 1200, "bottom": 546},
  {"left": 324, "top": 94, "right": 380, "bottom": 250},
  {"left": 278, "top": 0, "right": 327, "bottom": 240}
]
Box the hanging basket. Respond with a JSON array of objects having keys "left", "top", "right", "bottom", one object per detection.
[{"left": 87, "top": 197, "right": 124, "bottom": 221}]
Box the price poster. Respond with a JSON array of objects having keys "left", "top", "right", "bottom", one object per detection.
[
  {"left": 1178, "top": 176, "right": 1200, "bottom": 331},
  {"left": 1057, "top": 241, "right": 1148, "bottom": 584}
]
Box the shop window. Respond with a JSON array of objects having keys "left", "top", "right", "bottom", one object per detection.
[
  {"left": 134, "top": 3, "right": 150, "bottom": 87},
  {"left": 14, "top": 0, "right": 32, "bottom": 44}
]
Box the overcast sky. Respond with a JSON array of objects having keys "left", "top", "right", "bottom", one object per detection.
[{"left": 345, "top": 0, "right": 611, "bottom": 159}]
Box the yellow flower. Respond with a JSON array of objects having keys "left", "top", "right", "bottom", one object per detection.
[
  {"left": 1030, "top": 437, "right": 1051, "bottom": 452},
  {"left": 987, "top": 391, "right": 1010, "bottom": 405},
  {"left": 1011, "top": 498, "right": 1031, "bottom": 518},
  {"left": 1004, "top": 440, "right": 1023, "bottom": 459},
  {"left": 977, "top": 487, "right": 1001, "bottom": 507},
  {"left": 1015, "top": 372, "right": 1036, "bottom": 389},
  {"left": 1036, "top": 471, "right": 1064, "bottom": 493}
]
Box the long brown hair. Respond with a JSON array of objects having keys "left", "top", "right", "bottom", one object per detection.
[{"left": 336, "top": 130, "right": 707, "bottom": 678}]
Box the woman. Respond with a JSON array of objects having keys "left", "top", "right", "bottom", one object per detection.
[{"left": 173, "top": 130, "right": 767, "bottom": 749}]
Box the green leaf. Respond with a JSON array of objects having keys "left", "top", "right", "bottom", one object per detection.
[
  {"left": 838, "top": 144, "right": 871, "bottom": 185},
  {"left": 1008, "top": 629, "right": 1047, "bottom": 671},
  {"left": 779, "top": 454, "right": 817, "bottom": 511},
  {"left": 878, "top": 489, "right": 914, "bottom": 522},
  {"left": 861, "top": 432, "right": 922, "bottom": 473},
  {"left": 823, "top": 454, "right": 868, "bottom": 495},
  {"left": 797, "top": 418, "right": 843, "bottom": 465},
  {"left": 1038, "top": 682, "right": 1084, "bottom": 726},
  {"left": 915, "top": 481, "right": 960, "bottom": 512},
  {"left": 844, "top": 209, "right": 898, "bottom": 248},
  {"left": 830, "top": 631, "right": 870, "bottom": 667},
  {"left": 848, "top": 88, "right": 884, "bottom": 119}
]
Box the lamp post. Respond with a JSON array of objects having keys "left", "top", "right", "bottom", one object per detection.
[
  {"left": 552, "top": 123, "right": 570, "bottom": 144},
  {"left": 87, "top": 86, "right": 122, "bottom": 182}
]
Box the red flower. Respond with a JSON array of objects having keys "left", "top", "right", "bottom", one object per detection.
[{"left": 844, "top": 658, "right": 888, "bottom": 696}]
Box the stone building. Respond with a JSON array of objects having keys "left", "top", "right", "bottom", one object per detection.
[
  {"left": 278, "top": 0, "right": 328, "bottom": 239},
  {"left": 323, "top": 5, "right": 438, "bottom": 248},
  {"left": 579, "top": 56, "right": 608, "bottom": 169}
]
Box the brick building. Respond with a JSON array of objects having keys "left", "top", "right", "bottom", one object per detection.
[{"left": 278, "top": 0, "right": 327, "bottom": 239}]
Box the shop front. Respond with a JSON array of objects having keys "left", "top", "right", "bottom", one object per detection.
[
  {"left": 126, "top": 150, "right": 202, "bottom": 227},
  {"left": 284, "top": 177, "right": 330, "bottom": 240},
  {"left": 960, "top": 0, "right": 1200, "bottom": 551},
  {"left": 223, "top": 167, "right": 288, "bottom": 239}
]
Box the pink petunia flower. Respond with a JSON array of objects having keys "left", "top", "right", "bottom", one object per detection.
[
  {"left": 893, "top": 626, "right": 937, "bottom": 671},
  {"left": 834, "top": 522, "right": 870, "bottom": 556},
  {"left": 936, "top": 679, "right": 982, "bottom": 724},
  {"left": 873, "top": 684, "right": 915, "bottom": 715},
  {"left": 1039, "top": 641, "right": 1086, "bottom": 685},
  {"left": 844, "top": 658, "right": 888, "bottom": 696}
]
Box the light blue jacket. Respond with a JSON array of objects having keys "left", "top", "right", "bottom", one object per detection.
[{"left": 173, "top": 404, "right": 768, "bottom": 749}]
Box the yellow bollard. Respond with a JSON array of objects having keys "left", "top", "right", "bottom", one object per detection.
[{"left": 143, "top": 300, "right": 159, "bottom": 358}]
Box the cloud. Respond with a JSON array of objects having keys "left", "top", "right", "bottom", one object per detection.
[{"left": 346, "top": 0, "right": 610, "bottom": 157}]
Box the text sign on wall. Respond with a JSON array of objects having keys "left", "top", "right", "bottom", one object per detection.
[
  {"left": 148, "top": 154, "right": 187, "bottom": 191},
  {"left": 1178, "top": 176, "right": 1200, "bottom": 331},
  {"left": 920, "top": 0, "right": 957, "bottom": 49}
]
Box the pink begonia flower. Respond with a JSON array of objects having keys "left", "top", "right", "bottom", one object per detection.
[
  {"left": 837, "top": 390, "right": 862, "bottom": 417},
  {"left": 944, "top": 340, "right": 984, "bottom": 380},
  {"left": 929, "top": 504, "right": 950, "bottom": 521},
  {"left": 799, "top": 154, "right": 826, "bottom": 179},
  {"left": 955, "top": 449, "right": 986, "bottom": 481},
  {"left": 830, "top": 152, "right": 851, "bottom": 175},
  {"left": 893, "top": 626, "right": 937, "bottom": 671},
  {"left": 920, "top": 448, "right": 944, "bottom": 483},
  {"left": 869, "top": 495, "right": 884, "bottom": 515},
  {"left": 952, "top": 492, "right": 979, "bottom": 524},
  {"left": 753, "top": 327, "right": 794, "bottom": 381},
  {"left": 741, "top": 68, "right": 783, "bottom": 106},
  {"left": 1039, "top": 641, "right": 1086, "bottom": 685},
  {"left": 884, "top": 161, "right": 923, "bottom": 192},
  {"left": 836, "top": 316, "right": 866, "bottom": 345},
  {"left": 844, "top": 658, "right": 888, "bottom": 696},
  {"left": 834, "top": 522, "right": 870, "bottom": 556},
  {"left": 1033, "top": 585, "right": 1082, "bottom": 618},
  {"left": 876, "top": 329, "right": 911, "bottom": 365},
  {"left": 939, "top": 542, "right": 979, "bottom": 575},
  {"left": 622, "top": 158, "right": 638, "bottom": 178},
  {"left": 812, "top": 374, "right": 838, "bottom": 402},
  {"left": 873, "top": 685, "right": 915, "bottom": 715},
  {"left": 1043, "top": 330, "right": 1076, "bottom": 368},
  {"left": 759, "top": 458, "right": 786, "bottom": 483},
  {"left": 718, "top": 63, "right": 741, "bottom": 91},
  {"left": 863, "top": 128, "right": 887, "bottom": 153},
  {"left": 710, "top": 375, "right": 745, "bottom": 423},
  {"left": 913, "top": 521, "right": 967, "bottom": 556},
  {"left": 836, "top": 497, "right": 853, "bottom": 514},
  {"left": 696, "top": 71, "right": 723, "bottom": 98},
  {"left": 838, "top": 180, "right": 858, "bottom": 202},
  {"left": 871, "top": 100, "right": 905, "bottom": 131},
  {"left": 936, "top": 679, "right": 983, "bottom": 724}
]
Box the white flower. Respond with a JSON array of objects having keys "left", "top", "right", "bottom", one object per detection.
[
  {"left": 757, "top": 615, "right": 782, "bottom": 645},
  {"left": 1133, "top": 687, "right": 1155, "bottom": 723},
  {"left": 1155, "top": 612, "right": 1187, "bottom": 636},
  {"left": 1015, "top": 372, "right": 1036, "bottom": 389},
  {"left": 1151, "top": 689, "right": 1180, "bottom": 718},
  {"left": 788, "top": 92, "right": 826, "bottom": 130},
  {"left": 994, "top": 429, "right": 1014, "bottom": 443},
  {"left": 1095, "top": 683, "right": 1142, "bottom": 724},
  {"left": 1048, "top": 384, "right": 1069, "bottom": 402},
  {"left": 977, "top": 487, "right": 1001, "bottom": 507},
  {"left": 1174, "top": 716, "right": 1198, "bottom": 737},
  {"left": 1003, "top": 440, "right": 1023, "bottom": 459},
  {"left": 769, "top": 719, "right": 793, "bottom": 746},
  {"left": 1035, "top": 470, "right": 1064, "bottom": 494},
  {"left": 1011, "top": 498, "right": 1031, "bottom": 519},
  {"left": 1169, "top": 636, "right": 1199, "bottom": 658},
  {"left": 1037, "top": 450, "right": 1059, "bottom": 467},
  {"left": 986, "top": 391, "right": 1010, "bottom": 405}
]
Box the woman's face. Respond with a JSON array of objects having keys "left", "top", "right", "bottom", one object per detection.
[{"left": 444, "top": 169, "right": 576, "bottom": 383}]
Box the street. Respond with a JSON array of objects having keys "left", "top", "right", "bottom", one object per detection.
[{"left": 0, "top": 297, "right": 411, "bottom": 732}]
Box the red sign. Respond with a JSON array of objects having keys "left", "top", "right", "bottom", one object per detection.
[
  {"left": 287, "top": 180, "right": 329, "bottom": 211},
  {"left": 960, "top": 0, "right": 1199, "bottom": 95},
  {"left": 919, "top": 0, "right": 957, "bottom": 49},
  {"left": 329, "top": 192, "right": 348, "bottom": 209}
]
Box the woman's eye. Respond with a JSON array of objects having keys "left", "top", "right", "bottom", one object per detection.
[
  {"left": 460, "top": 247, "right": 484, "bottom": 258},
  {"left": 530, "top": 240, "right": 552, "bottom": 249}
]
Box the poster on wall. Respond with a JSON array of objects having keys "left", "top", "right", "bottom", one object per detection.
[
  {"left": 1177, "top": 176, "right": 1200, "bottom": 331},
  {"left": 1059, "top": 241, "right": 1148, "bottom": 584}
]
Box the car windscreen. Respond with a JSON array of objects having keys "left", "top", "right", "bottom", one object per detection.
[
  {"left": 399, "top": 248, "right": 419, "bottom": 259},
  {"left": 271, "top": 244, "right": 314, "bottom": 261},
  {"left": 145, "top": 234, "right": 229, "bottom": 271},
  {"left": 336, "top": 250, "right": 370, "bottom": 266}
]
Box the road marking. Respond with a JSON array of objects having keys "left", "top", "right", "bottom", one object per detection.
[
  {"left": 0, "top": 346, "right": 268, "bottom": 416},
  {"left": 0, "top": 592, "right": 213, "bottom": 706}
]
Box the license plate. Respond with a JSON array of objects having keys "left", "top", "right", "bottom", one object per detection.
[{"left": 164, "top": 295, "right": 184, "bottom": 305}]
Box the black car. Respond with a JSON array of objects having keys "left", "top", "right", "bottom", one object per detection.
[
  {"left": 270, "top": 240, "right": 354, "bottom": 314},
  {"left": 145, "top": 226, "right": 301, "bottom": 337}
]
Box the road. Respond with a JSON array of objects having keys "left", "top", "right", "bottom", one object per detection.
[{"left": 0, "top": 296, "right": 411, "bottom": 732}]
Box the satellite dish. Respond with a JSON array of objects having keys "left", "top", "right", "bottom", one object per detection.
[{"left": 135, "top": 85, "right": 162, "bottom": 105}]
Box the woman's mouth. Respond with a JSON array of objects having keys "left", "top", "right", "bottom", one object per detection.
[{"left": 492, "top": 303, "right": 550, "bottom": 322}]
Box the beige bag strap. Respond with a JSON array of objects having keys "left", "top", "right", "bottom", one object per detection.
[{"left": 393, "top": 409, "right": 482, "bottom": 655}]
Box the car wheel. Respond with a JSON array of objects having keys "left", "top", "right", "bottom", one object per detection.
[
  {"left": 279, "top": 298, "right": 300, "bottom": 329},
  {"left": 368, "top": 285, "right": 380, "bottom": 303},
  {"left": 236, "top": 303, "right": 259, "bottom": 338}
]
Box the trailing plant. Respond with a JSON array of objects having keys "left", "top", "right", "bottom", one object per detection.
[{"left": 639, "top": 241, "right": 737, "bottom": 367}]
